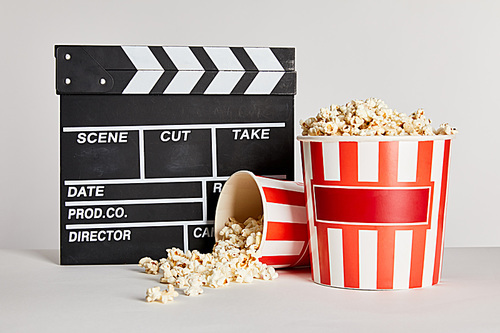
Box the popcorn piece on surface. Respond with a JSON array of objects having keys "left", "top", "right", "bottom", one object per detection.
[
  {"left": 145, "top": 285, "right": 179, "bottom": 304},
  {"left": 261, "top": 266, "right": 279, "bottom": 281},
  {"left": 145, "top": 286, "right": 162, "bottom": 303},
  {"left": 184, "top": 275, "right": 204, "bottom": 296},
  {"left": 141, "top": 215, "right": 279, "bottom": 301},
  {"left": 159, "top": 262, "right": 176, "bottom": 284},
  {"left": 139, "top": 257, "right": 161, "bottom": 275},
  {"left": 300, "top": 98, "right": 457, "bottom": 136}
]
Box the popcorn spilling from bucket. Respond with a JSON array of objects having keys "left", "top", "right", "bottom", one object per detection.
[
  {"left": 140, "top": 216, "right": 278, "bottom": 304},
  {"left": 300, "top": 98, "right": 457, "bottom": 136}
]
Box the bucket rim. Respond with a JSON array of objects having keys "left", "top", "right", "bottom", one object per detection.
[{"left": 297, "top": 134, "right": 455, "bottom": 143}]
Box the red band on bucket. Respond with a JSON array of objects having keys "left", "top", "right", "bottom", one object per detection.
[
  {"left": 314, "top": 186, "right": 430, "bottom": 224},
  {"left": 265, "top": 222, "right": 307, "bottom": 241},
  {"left": 260, "top": 255, "right": 302, "bottom": 266},
  {"left": 262, "top": 187, "right": 305, "bottom": 206}
]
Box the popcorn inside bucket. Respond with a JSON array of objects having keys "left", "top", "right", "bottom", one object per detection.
[
  {"left": 300, "top": 98, "right": 457, "bottom": 137},
  {"left": 214, "top": 171, "right": 265, "bottom": 237}
]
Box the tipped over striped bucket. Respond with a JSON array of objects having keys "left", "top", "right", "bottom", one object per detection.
[
  {"left": 298, "top": 135, "right": 454, "bottom": 289},
  {"left": 214, "top": 171, "right": 309, "bottom": 268}
]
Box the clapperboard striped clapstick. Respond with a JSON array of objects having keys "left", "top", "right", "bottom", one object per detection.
[
  {"left": 56, "top": 45, "right": 296, "bottom": 265},
  {"left": 56, "top": 46, "right": 295, "bottom": 95}
]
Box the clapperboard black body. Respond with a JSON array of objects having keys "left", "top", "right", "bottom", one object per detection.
[{"left": 55, "top": 45, "right": 296, "bottom": 264}]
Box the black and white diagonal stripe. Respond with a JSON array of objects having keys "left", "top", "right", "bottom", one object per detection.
[
  {"left": 121, "top": 46, "right": 295, "bottom": 95},
  {"left": 61, "top": 45, "right": 296, "bottom": 95}
]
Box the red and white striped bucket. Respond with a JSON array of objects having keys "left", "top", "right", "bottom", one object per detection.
[
  {"left": 298, "top": 135, "right": 454, "bottom": 289},
  {"left": 214, "top": 171, "right": 309, "bottom": 268}
]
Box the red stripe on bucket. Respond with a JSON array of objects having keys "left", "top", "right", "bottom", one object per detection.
[
  {"left": 339, "top": 142, "right": 358, "bottom": 184},
  {"left": 417, "top": 141, "right": 434, "bottom": 184},
  {"left": 260, "top": 255, "right": 301, "bottom": 266},
  {"left": 262, "top": 187, "right": 306, "bottom": 206},
  {"left": 265, "top": 221, "right": 307, "bottom": 241},
  {"left": 316, "top": 223, "right": 331, "bottom": 285},
  {"left": 377, "top": 228, "right": 395, "bottom": 289},
  {"left": 409, "top": 228, "right": 426, "bottom": 288},
  {"left": 343, "top": 227, "right": 360, "bottom": 288},
  {"left": 294, "top": 243, "right": 310, "bottom": 267}
]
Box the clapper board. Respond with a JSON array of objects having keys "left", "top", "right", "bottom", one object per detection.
[{"left": 55, "top": 45, "right": 296, "bottom": 265}]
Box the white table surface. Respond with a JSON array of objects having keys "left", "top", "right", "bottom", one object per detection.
[{"left": 1, "top": 247, "right": 499, "bottom": 332}]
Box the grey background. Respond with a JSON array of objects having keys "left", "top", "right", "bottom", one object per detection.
[{"left": 1, "top": 0, "right": 498, "bottom": 249}]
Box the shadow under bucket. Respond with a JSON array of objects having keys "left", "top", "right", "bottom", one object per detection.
[
  {"left": 298, "top": 135, "right": 455, "bottom": 290},
  {"left": 214, "top": 171, "right": 309, "bottom": 268}
]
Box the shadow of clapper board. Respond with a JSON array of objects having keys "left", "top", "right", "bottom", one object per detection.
[{"left": 55, "top": 45, "right": 296, "bottom": 265}]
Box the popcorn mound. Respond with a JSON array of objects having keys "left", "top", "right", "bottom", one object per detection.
[
  {"left": 140, "top": 216, "right": 278, "bottom": 303},
  {"left": 300, "top": 98, "right": 457, "bottom": 136}
]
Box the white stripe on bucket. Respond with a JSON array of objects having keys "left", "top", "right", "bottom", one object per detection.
[
  {"left": 322, "top": 142, "right": 341, "bottom": 181},
  {"left": 311, "top": 226, "right": 321, "bottom": 283},
  {"left": 328, "top": 228, "right": 344, "bottom": 287},
  {"left": 437, "top": 140, "right": 451, "bottom": 284},
  {"left": 398, "top": 141, "right": 418, "bottom": 182},
  {"left": 266, "top": 203, "right": 306, "bottom": 223},
  {"left": 258, "top": 179, "right": 303, "bottom": 192},
  {"left": 359, "top": 230, "right": 378, "bottom": 289},
  {"left": 261, "top": 240, "right": 305, "bottom": 256},
  {"left": 393, "top": 230, "right": 413, "bottom": 289},
  {"left": 422, "top": 228, "right": 437, "bottom": 287},
  {"left": 358, "top": 142, "right": 379, "bottom": 182},
  {"left": 422, "top": 140, "right": 444, "bottom": 287},
  {"left": 303, "top": 142, "right": 320, "bottom": 281},
  {"left": 302, "top": 142, "right": 313, "bottom": 182},
  {"left": 431, "top": 140, "right": 445, "bottom": 182}
]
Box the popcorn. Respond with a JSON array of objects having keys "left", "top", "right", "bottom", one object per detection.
[
  {"left": 300, "top": 98, "right": 457, "bottom": 136},
  {"left": 235, "top": 267, "right": 254, "bottom": 283},
  {"left": 145, "top": 285, "right": 179, "bottom": 304},
  {"left": 138, "top": 257, "right": 161, "bottom": 275},
  {"left": 173, "top": 275, "right": 189, "bottom": 289},
  {"left": 184, "top": 275, "right": 204, "bottom": 296},
  {"left": 435, "top": 123, "right": 457, "bottom": 135},
  {"left": 140, "top": 216, "right": 279, "bottom": 303},
  {"left": 261, "top": 266, "right": 279, "bottom": 281},
  {"left": 159, "top": 262, "right": 176, "bottom": 284}
]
